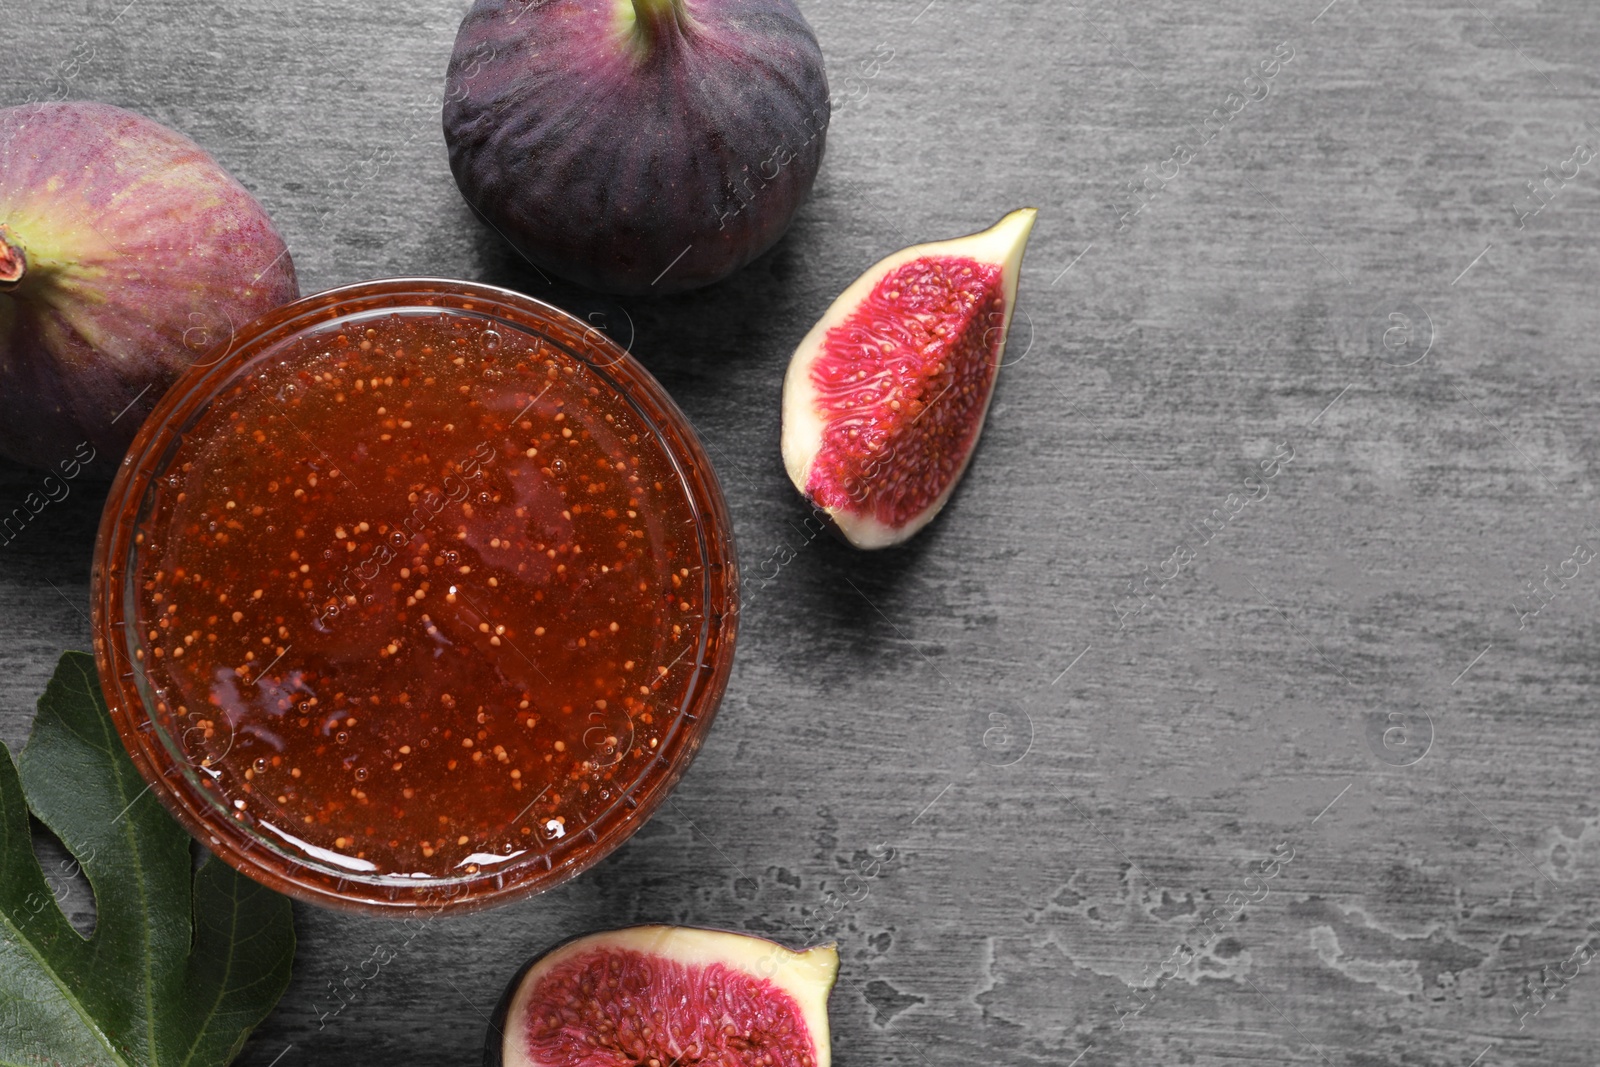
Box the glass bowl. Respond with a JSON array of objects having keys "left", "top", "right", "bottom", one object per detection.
[{"left": 92, "top": 278, "right": 738, "bottom": 915}]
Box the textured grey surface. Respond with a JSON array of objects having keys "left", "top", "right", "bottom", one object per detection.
[{"left": 6, "top": 0, "right": 1600, "bottom": 1064}]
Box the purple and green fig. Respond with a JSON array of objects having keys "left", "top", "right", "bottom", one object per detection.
[
  {"left": 0, "top": 102, "right": 298, "bottom": 471},
  {"left": 444, "top": 0, "right": 829, "bottom": 295}
]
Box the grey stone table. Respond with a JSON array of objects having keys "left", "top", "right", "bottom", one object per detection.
[{"left": 6, "top": 0, "right": 1600, "bottom": 1064}]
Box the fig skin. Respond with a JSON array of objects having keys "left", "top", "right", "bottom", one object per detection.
[
  {"left": 0, "top": 102, "right": 298, "bottom": 472},
  {"left": 444, "top": 0, "right": 829, "bottom": 296},
  {"left": 486, "top": 925, "right": 838, "bottom": 1067}
]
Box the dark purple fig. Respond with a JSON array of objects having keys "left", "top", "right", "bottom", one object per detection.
[
  {"left": 485, "top": 925, "right": 838, "bottom": 1067},
  {"left": 444, "top": 0, "right": 829, "bottom": 296},
  {"left": 0, "top": 102, "right": 298, "bottom": 472}
]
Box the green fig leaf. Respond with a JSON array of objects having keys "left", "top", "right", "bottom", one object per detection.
[{"left": 0, "top": 651, "right": 295, "bottom": 1067}]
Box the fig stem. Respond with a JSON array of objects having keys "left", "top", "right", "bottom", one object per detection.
[
  {"left": 630, "top": 0, "right": 690, "bottom": 48},
  {"left": 0, "top": 226, "right": 24, "bottom": 291}
]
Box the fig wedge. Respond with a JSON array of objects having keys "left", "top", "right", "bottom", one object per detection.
[
  {"left": 781, "top": 209, "right": 1036, "bottom": 549},
  {"left": 489, "top": 926, "right": 838, "bottom": 1067}
]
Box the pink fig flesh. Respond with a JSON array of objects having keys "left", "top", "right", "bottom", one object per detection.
[
  {"left": 499, "top": 926, "right": 838, "bottom": 1067},
  {"left": 0, "top": 225, "right": 24, "bottom": 288},
  {"left": 0, "top": 102, "right": 298, "bottom": 471},
  {"left": 781, "top": 209, "right": 1037, "bottom": 548}
]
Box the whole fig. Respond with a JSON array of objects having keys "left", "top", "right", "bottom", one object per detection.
[
  {"left": 0, "top": 102, "right": 298, "bottom": 471},
  {"left": 444, "top": 0, "right": 829, "bottom": 295}
]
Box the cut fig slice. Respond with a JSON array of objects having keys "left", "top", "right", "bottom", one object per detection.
[
  {"left": 781, "top": 208, "right": 1037, "bottom": 549},
  {"left": 490, "top": 925, "right": 839, "bottom": 1067}
]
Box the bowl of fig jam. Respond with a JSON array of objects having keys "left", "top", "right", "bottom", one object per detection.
[{"left": 92, "top": 278, "right": 738, "bottom": 914}]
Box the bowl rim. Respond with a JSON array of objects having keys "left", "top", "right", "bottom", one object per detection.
[{"left": 90, "top": 277, "right": 740, "bottom": 916}]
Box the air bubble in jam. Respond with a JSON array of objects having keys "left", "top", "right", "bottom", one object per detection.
[{"left": 121, "top": 308, "right": 719, "bottom": 882}]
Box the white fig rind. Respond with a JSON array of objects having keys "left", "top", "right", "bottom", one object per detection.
[
  {"left": 502, "top": 925, "right": 839, "bottom": 1067},
  {"left": 780, "top": 208, "right": 1038, "bottom": 549}
]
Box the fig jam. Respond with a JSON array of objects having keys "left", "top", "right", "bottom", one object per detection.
[{"left": 93, "top": 280, "right": 737, "bottom": 913}]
